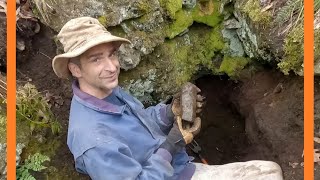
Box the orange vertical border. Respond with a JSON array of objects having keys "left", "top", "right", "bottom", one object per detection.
[
  {"left": 7, "top": 0, "right": 16, "bottom": 179},
  {"left": 304, "top": 0, "right": 314, "bottom": 179}
]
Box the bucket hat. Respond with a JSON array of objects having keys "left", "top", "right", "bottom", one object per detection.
[{"left": 52, "top": 17, "right": 131, "bottom": 79}]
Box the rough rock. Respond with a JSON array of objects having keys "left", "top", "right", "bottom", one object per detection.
[
  {"left": 0, "top": 13, "right": 6, "bottom": 73},
  {"left": 32, "top": 0, "right": 160, "bottom": 32},
  {"left": 0, "top": 143, "right": 6, "bottom": 180},
  {"left": 315, "top": 10, "right": 320, "bottom": 75},
  {"left": 233, "top": 0, "right": 320, "bottom": 75},
  {"left": 28, "top": 0, "right": 319, "bottom": 104}
]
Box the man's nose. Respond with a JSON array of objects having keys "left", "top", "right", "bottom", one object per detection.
[{"left": 103, "top": 58, "right": 117, "bottom": 72}]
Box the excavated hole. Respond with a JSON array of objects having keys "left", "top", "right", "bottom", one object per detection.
[{"left": 188, "top": 75, "right": 268, "bottom": 165}]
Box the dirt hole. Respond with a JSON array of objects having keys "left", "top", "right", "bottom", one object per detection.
[{"left": 188, "top": 75, "right": 273, "bottom": 165}]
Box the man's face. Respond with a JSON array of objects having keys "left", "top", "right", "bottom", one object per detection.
[{"left": 72, "top": 43, "right": 121, "bottom": 98}]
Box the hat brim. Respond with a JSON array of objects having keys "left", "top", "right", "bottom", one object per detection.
[{"left": 52, "top": 34, "right": 131, "bottom": 79}]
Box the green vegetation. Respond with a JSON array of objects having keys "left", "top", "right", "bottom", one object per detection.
[
  {"left": 16, "top": 83, "right": 61, "bottom": 135},
  {"left": 275, "top": 0, "right": 303, "bottom": 26},
  {"left": 192, "top": 0, "right": 223, "bottom": 27},
  {"left": 167, "top": 26, "right": 225, "bottom": 85},
  {"left": 17, "top": 153, "right": 50, "bottom": 180},
  {"left": 98, "top": 16, "right": 107, "bottom": 27},
  {"left": 277, "top": 25, "right": 303, "bottom": 75},
  {"left": 165, "top": 0, "right": 223, "bottom": 38},
  {"left": 219, "top": 56, "right": 251, "bottom": 77},
  {"left": 242, "top": 0, "right": 272, "bottom": 24},
  {"left": 276, "top": 0, "right": 320, "bottom": 74},
  {"left": 159, "top": 0, "right": 183, "bottom": 18},
  {"left": 166, "top": 10, "right": 193, "bottom": 39}
]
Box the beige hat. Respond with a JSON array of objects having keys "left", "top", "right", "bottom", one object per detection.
[{"left": 52, "top": 17, "right": 131, "bottom": 79}]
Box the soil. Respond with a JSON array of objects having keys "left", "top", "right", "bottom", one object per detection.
[
  {"left": 17, "top": 23, "right": 305, "bottom": 180},
  {"left": 192, "top": 71, "right": 304, "bottom": 180},
  {"left": 17, "top": 24, "right": 89, "bottom": 180}
]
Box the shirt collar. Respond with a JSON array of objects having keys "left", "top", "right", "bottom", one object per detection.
[{"left": 72, "top": 81, "right": 125, "bottom": 114}]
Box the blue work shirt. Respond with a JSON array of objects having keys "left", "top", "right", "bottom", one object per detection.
[{"left": 67, "top": 81, "right": 196, "bottom": 180}]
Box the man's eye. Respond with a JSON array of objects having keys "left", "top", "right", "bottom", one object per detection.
[
  {"left": 92, "top": 58, "right": 100, "bottom": 62},
  {"left": 109, "top": 51, "right": 118, "bottom": 58}
]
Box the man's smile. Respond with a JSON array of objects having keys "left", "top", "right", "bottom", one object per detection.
[{"left": 101, "top": 73, "right": 117, "bottom": 79}]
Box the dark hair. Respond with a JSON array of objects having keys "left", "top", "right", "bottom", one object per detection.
[{"left": 69, "top": 56, "right": 81, "bottom": 68}]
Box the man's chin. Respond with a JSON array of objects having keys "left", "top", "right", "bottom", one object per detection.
[{"left": 106, "top": 78, "right": 118, "bottom": 90}]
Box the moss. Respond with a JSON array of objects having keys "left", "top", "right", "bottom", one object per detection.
[
  {"left": 192, "top": 0, "right": 223, "bottom": 27},
  {"left": 165, "top": 25, "right": 225, "bottom": 85},
  {"left": 108, "top": 25, "right": 127, "bottom": 38},
  {"left": 219, "top": 56, "right": 251, "bottom": 77},
  {"left": 242, "top": 0, "right": 272, "bottom": 24},
  {"left": 136, "top": 0, "right": 153, "bottom": 13},
  {"left": 166, "top": 10, "right": 193, "bottom": 39},
  {"left": 278, "top": 25, "right": 304, "bottom": 75},
  {"left": 98, "top": 16, "right": 107, "bottom": 27},
  {"left": 21, "top": 137, "right": 61, "bottom": 160},
  {"left": 159, "top": 0, "right": 183, "bottom": 19}
]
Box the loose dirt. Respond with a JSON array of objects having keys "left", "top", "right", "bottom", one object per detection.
[{"left": 192, "top": 71, "right": 304, "bottom": 180}]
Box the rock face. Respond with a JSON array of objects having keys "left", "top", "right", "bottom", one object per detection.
[
  {"left": 0, "top": 120, "right": 5, "bottom": 180},
  {"left": 30, "top": 0, "right": 318, "bottom": 103},
  {"left": 235, "top": 0, "right": 320, "bottom": 75},
  {"left": 0, "top": 14, "right": 6, "bottom": 73}
]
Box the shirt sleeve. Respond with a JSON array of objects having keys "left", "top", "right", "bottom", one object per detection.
[
  {"left": 79, "top": 140, "right": 174, "bottom": 180},
  {"left": 144, "top": 103, "right": 174, "bottom": 134}
]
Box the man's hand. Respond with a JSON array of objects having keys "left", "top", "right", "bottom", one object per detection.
[
  {"left": 159, "top": 120, "right": 189, "bottom": 156},
  {"left": 171, "top": 83, "right": 205, "bottom": 139}
]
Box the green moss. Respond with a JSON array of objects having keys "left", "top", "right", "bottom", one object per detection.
[
  {"left": 165, "top": 26, "right": 225, "bottom": 85},
  {"left": 22, "top": 137, "right": 61, "bottom": 159},
  {"left": 136, "top": 0, "right": 153, "bottom": 13},
  {"left": 192, "top": 0, "right": 223, "bottom": 27},
  {"left": 108, "top": 25, "right": 127, "bottom": 38},
  {"left": 159, "top": 0, "right": 183, "bottom": 19},
  {"left": 166, "top": 10, "right": 193, "bottom": 39},
  {"left": 242, "top": 0, "right": 272, "bottom": 24},
  {"left": 98, "top": 16, "right": 107, "bottom": 27},
  {"left": 219, "top": 56, "right": 250, "bottom": 77},
  {"left": 278, "top": 25, "right": 304, "bottom": 75}
]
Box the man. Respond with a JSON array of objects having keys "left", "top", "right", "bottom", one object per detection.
[{"left": 52, "top": 17, "right": 283, "bottom": 180}]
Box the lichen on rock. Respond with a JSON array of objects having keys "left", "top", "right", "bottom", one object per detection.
[
  {"left": 123, "top": 69, "right": 158, "bottom": 105},
  {"left": 31, "top": 0, "right": 160, "bottom": 32}
]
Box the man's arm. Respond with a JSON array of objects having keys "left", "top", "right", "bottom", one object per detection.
[
  {"left": 80, "top": 140, "right": 174, "bottom": 180},
  {"left": 144, "top": 103, "right": 175, "bottom": 134}
]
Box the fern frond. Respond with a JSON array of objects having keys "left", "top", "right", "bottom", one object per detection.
[
  {"left": 315, "top": 0, "right": 320, "bottom": 12},
  {"left": 275, "top": 0, "right": 302, "bottom": 25},
  {"left": 16, "top": 153, "right": 50, "bottom": 180}
]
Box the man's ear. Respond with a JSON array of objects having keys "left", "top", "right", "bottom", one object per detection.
[{"left": 68, "top": 62, "right": 82, "bottom": 78}]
